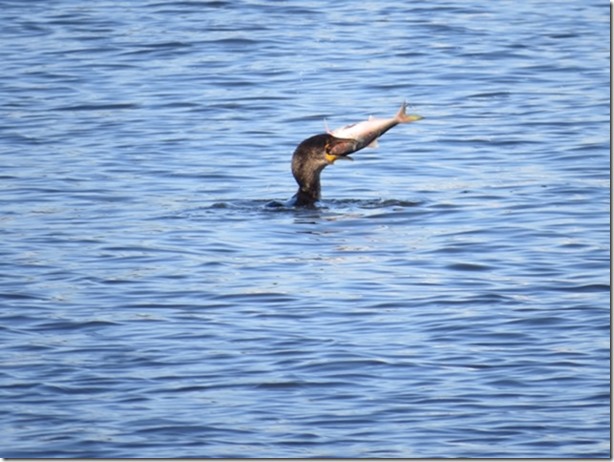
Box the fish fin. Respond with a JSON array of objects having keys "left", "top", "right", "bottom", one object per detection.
[
  {"left": 396, "top": 101, "right": 423, "bottom": 123},
  {"left": 367, "top": 139, "right": 379, "bottom": 148},
  {"left": 324, "top": 118, "right": 332, "bottom": 134}
]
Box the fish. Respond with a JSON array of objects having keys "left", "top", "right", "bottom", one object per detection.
[{"left": 329, "top": 102, "right": 423, "bottom": 151}]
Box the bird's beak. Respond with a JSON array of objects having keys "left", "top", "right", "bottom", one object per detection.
[{"left": 325, "top": 153, "right": 354, "bottom": 164}]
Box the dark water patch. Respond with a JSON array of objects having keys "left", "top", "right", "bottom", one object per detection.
[
  {"left": 149, "top": 0, "right": 232, "bottom": 9},
  {"left": 446, "top": 262, "right": 493, "bottom": 272},
  {"left": 120, "top": 41, "right": 195, "bottom": 57},
  {"left": 0, "top": 291, "right": 44, "bottom": 301},
  {"left": 551, "top": 283, "right": 610, "bottom": 293},
  {"left": 55, "top": 102, "right": 140, "bottom": 111},
  {"left": 193, "top": 198, "right": 423, "bottom": 219}
]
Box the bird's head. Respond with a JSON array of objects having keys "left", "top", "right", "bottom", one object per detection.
[
  {"left": 290, "top": 134, "right": 358, "bottom": 206},
  {"left": 292, "top": 133, "right": 357, "bottom": 177}
]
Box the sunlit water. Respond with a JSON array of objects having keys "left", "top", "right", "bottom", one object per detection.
[{"left": 1, "top": 0, "right": 610, "bottom": 458}]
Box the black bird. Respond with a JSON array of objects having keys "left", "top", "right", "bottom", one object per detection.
[
  {"left": 290, "top": 134, "right": 358, "bottom": 207},
  {"left": 290, "top": 103, "right": 422, "bottom": 207}
]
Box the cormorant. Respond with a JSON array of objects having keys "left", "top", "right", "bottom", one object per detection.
[
  {"left": 290, "top": 134, "right": 358, "bottom": 207},
  {"left": 290, "top": 103, "right": 422, "bottom": 207}
]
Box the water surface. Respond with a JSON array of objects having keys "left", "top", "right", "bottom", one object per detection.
[{"left": 0, "top": 0, "right": 610, "bottom": 458}]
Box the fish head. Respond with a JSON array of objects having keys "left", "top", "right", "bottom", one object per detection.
[{"left": 324, "top": 135, "right": 359, "bottom": 164}]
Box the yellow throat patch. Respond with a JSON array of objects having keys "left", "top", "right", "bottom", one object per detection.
[{"left": 325, "top": 152, "right": 339, "bottom": 164}]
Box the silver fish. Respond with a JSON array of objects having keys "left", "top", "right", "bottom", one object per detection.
[{"left": 329, "top": 102, "right": 422, "bottom": 152}]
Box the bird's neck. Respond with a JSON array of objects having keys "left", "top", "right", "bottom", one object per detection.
[{"left": 294, "top": 168, "right": 323, "bottom": 206}]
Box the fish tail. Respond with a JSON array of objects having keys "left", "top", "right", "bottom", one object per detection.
[{"left": 396, "top": 101, "right": 423, "bottom": 123}]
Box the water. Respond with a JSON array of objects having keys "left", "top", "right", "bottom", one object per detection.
[{"left": 0, "top": 0, "right": 610, "bottom": 458}]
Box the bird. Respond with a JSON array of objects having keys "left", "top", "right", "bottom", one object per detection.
[{"left": 290, "top": 102, "right": 422, "bottom": 207}]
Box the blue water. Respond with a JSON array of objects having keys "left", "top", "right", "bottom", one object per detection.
[{"left": 0, "top": 0, "right": 610, "bottom": 458}]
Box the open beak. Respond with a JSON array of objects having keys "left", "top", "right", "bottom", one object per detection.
[
  {"left": 325, "top": 136, "right": 359, "bottom": 164},
  {"left": 325, "top": 153, "right": 354, "bottom": 164}
]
